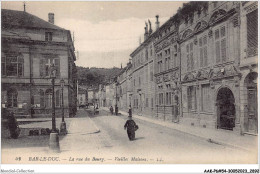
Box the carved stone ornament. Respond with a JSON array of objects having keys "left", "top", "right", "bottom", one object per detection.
[{"left": 193, "top": 36, "right": 198, "bottom": 45}]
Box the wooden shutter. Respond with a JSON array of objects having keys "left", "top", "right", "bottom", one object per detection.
[
  {"left": 221, "top": 38, "right": 226, "bottom": 62},
  {"left": 40, "top": 59, "right": 45, "bottom": 77},
  {"left": 215, "top": 41, "right": 220, "bottom": 63},
  {"left": 247, "top": 10, "right": 258, "bottom": 56},
  {"left": 54, "top": 58, "right": 60, "bottom": 77},
  {"left": 204, "top": 47, "right": 208, "bottom": 66},
  {"left": 200, "top": 48, "right": 204, "bottom": 67}
]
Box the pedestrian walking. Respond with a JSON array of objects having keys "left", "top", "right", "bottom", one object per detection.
[
  {"left": 115, "top": 105, "right": 118, "bottom": 115},
  {"left": 128, "top": 105, "right": 132, "bottom": 117},
  {"left": 124, "top": 115, "right": 138, "bottom": 141},
  {"left": 110, "top": 106, "right": 114, "bottom": 115}
]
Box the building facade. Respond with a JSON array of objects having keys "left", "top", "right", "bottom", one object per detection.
[
  {"left": 1, "top": 9, "right": 77, "bottom": 118},
  {"left": 130, "top": 20, "right": 156, "bottom": 117},
  {"left": 117, "top": 1, "right": 258, "bottom": 135},
  {"left": 154, "top": 17, "right": 181, "bottom": 122},
  {"left": 78, "top": 87, "right": 87, "bottom": 106}
]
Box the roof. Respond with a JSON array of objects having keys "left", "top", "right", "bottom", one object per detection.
[{"left": 1, "top": 9, "right": 66, "bottom": 31}]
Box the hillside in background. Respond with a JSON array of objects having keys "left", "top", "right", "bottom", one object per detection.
[{"left": 77, "top": 66, "right": 122, "bottom": 88}]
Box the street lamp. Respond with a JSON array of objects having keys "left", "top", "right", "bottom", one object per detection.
[
  {"left": 49, "top": 64, "right": 60, "bottom": 153},
  {"left": 60, "top": 79, "right": 67, "bottom": 135}
]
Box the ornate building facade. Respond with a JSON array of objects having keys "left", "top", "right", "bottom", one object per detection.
[
  {"left": 180, "top": 2, "right": 242, "bottom": 131},
  {"left": 154, "top": 17, "right": 181, "bottom": 122},
  {"left": 1, "top": 9, "right": 77, "bottom": 118}
]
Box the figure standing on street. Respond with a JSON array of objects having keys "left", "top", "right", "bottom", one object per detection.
[
  {"left": 110, "top": 106, "right": 114, "bottom": 115},
  {"left": 115, "top": 105, "right": 119, "bottom": 115},
  {"left": 124, "top": 115, "right": 138, "bottom": 141},
  {"left": 128, "top": 105, "right": 132, "bottom": 117}
]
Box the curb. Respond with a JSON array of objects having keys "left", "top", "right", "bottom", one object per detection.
[{"left": 106, "top": 108, "right": 253, "bottom": 152}]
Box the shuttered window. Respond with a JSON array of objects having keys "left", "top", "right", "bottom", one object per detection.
[
  {"left": 187, "top": 86, "right": 197, "bottom": 112},
  {"left": 201, "top": 84, "right": 212, "bottom": 112},
  {"left": 247, "top": 10, "right": 258, "bottom": 57},
  {"left": 199, "top": 35, "right": 208, "bottom": 67},
  {"left": 186, "top": 42, "right": 194, "bottom": 71},
  {"left": 215, "top": 26, "right": 227, "bottom": 63}
]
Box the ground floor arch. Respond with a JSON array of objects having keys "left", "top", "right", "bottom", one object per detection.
[{"left": 216, "top": 87, "right": 236, "bottom": 130}]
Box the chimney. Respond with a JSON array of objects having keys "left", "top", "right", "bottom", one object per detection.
[
  {"left": 48, "top": 13, "right": 54, "bottom": 24},
  {"left": 144, "top": 22, "right": 148, "bottom": 40},
  {"left": 148, "top": 19, "right": 153, "bottom": 35},
  {"left": 155, "top": 15, "right": 160, "bottom": 30}
]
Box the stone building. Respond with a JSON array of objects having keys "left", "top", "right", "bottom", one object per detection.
[
  {"left": 117, "top": 62, "right": 133, "bottom": 112},
  {"left": 1, "top": 9, "right": 77, "bottom": 118},
  {"left": 77, "top": 87, "right": 87, "bottom": 106},
  {"left": 130, "top": 19, "right": 157, "bottom": 117},
  {"left": 125, "top": 1, "right": 258, "bottom": 135},
  {"left": 179, "top": 2, "right": 250, "bottom": 133},
  {"left": 154, "top": 16, "right": 181, "bottom": 122}
]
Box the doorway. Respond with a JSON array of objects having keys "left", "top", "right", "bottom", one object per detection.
[
  {"left": 245, "top": 72, "right": 258, "bottom": 134},
  {"left": 216, "top": 87, "right": 235, "bottom": 130}
]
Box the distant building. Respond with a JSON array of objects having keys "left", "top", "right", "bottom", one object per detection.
[
  {"left": 1, "top": 9, "right": 77, "bottom": 117},
  {"left": 130, "top": 18, "right": 156, "bottom": 117},
  {"left": 78, "top": 87, "right": 87, "bottom": 106}
]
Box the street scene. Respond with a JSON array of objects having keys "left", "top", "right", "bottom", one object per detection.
[{"left": 1, "top": 1, "right": 258, "bottom": 167}]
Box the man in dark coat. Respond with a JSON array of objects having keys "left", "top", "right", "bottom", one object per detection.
[
  {"left": 110, "top": 106, "right": 113, "bottom": 115},
  {"left": 124, "top": 116, "right": 138, "bottom": 141}
]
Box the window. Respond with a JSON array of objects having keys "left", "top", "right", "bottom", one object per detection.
[
  {"left": 166, "top": 92, "right": 172, "bottom": 105},
  {"left": 2, "top": 54, "right": 24, "bottom": 77},
  {"left": 146, "top": 98, "right": 149, "bottom": 107},
  {"left": 186, "top": 42, "right": 194, "bottom": 71},
  {"left": 40, "top": 58, "right": 60, "bottom": 77},
  {"left": 164, "top": 48, "right": 171, "bottom": 71},
  {"left": 247, "top": 10, "right": 258, "bottom": 57},
  {"left": 45, "top": 89, "right": 53, "bottom": 108},
  {"left": 201, "top": 84, "right": 212, "bottom": 112},
  {"left": 55, "top": 90, "right": 60, "bottom": 107},
  {"left": 7, "top": 89, "right": 18, "bottom": 107},
  {"left": 150, "top": 46, "right": 153, "bottom": 57},
  {"left": 187, "top": 86, "right": 197, "bottom": 111},
  {"left": 215, "top": 26, "right": 227, "bottom": 63},
  {"left": 159, "top": 93, "right": 164, "bottom": 105},
  {"left": 45, "top": 32, "right": 53, "bottom": 41},
  {"left": 199, "top": 35, "right": 208, "bottom": 67},
  {"left": 40, "top": 89, "right": 45, "bottom": 107},
  {"left": 158, "top": 60, "right": 163, "bottom": 73}
]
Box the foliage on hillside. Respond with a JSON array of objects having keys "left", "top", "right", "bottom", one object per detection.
[{"left": 77, "top": 66, "right": 121, "bottom": 88}]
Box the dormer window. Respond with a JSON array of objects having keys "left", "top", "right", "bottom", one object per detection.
[{"left": 45, "top": 32, "right": 53, "bottom": 41}]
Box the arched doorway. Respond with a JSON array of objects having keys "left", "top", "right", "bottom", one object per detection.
[
  {"left": 216, "top": 87, "right": 235, "bottom": 130},
  {"left": 244, "top": 72, "right": 258, "bottom": 134}
]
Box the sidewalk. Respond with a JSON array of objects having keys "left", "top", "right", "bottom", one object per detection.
[{"left": 101, "top": 107, "right": 258, "bottom": 152}]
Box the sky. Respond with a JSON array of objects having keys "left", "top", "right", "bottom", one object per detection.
[{"left": 1, "top": 1, "right": 185, "bottom": 68}]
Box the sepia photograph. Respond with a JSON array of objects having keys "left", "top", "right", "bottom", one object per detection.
[{"left": 1, "top": 0, "right": 259, "bottom": 173}]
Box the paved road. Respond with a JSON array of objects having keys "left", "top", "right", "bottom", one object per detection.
[
  {"left": 1, "top": 108, "right": 257, "bottom": 164},
  {"left": 85, "top": 108, "right": 256, "bottom": 164}
]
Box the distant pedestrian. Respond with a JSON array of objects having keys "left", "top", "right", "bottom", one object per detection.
[
  {"left": 128, "top": 105, "right": 132, "bottom": 117},
  {"left": 124, "top": 116, "right": 138, "bottom": 141},
  {"left": 115, "top": 105, "right": 118, "bottom": 115},
  {"left": 110, "top": 106, "right": 114, "bottom": 115}
]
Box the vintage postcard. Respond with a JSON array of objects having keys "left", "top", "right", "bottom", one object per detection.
[{"left": 1, "top": 1, "right": 259, "bottom": 173}]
